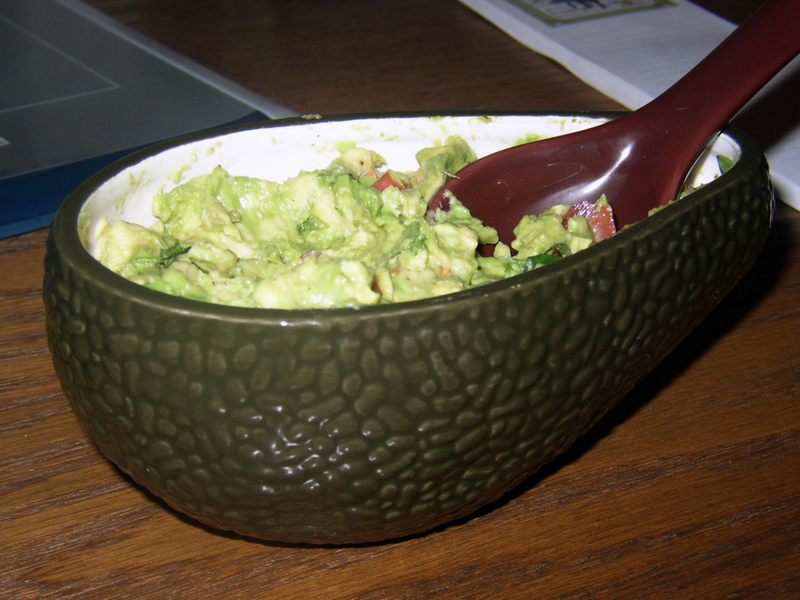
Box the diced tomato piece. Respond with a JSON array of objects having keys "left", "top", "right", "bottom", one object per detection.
[
  {"left": 589, "top": 204, "right": 617, "bottom": 242},
  {"left": 565, "top": 200, "right": 617, "bottom": 241},
  {"left": 564, "top": 200, "right": 594, "bottom": 222},
  {"left": 587, "top": 202, "right": 616, "bottom": 241},
  {"left": 371, "top": 171, "right": 407, "bottom": 191}
]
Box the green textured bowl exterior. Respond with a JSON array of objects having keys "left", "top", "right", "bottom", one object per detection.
[{"left": 44, "top": 115, "right": 773, "bottom": 544}]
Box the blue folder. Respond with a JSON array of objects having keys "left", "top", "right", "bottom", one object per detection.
[{"left": 0, "top": 0, "right": 296, "bottom": 239}]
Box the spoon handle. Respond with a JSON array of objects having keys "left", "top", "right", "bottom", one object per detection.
[{"left": 639, "top": 0, "right": 800, "bottom": 151}]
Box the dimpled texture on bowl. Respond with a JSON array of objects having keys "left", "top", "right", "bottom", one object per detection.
[{"left": 44, "top": 122, "right": 773, "bottom": 544}]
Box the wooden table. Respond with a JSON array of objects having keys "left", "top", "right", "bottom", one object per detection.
[{"left": 3, "top": 1, "right": 799, "bottom": 597}]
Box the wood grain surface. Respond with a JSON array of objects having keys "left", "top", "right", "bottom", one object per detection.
[{"left": 2, "top": 1, "right": 799, "bottom": 598}]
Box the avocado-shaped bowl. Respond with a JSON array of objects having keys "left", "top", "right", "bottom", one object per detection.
[{"left": 44, "top": 113, "right": 773, "bottom": 544}]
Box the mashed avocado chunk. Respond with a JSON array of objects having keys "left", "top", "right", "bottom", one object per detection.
[{"left": 92, "top": 136, "right": 612, "bottom": 308}]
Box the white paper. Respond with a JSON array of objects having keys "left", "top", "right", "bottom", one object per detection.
[{"left": 460, "top": 0, "right": 800, "bottom": 210}]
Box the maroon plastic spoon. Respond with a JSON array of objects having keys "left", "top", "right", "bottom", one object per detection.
[{"left": 432, "top": 0, "right": 800, "bottom": 245}]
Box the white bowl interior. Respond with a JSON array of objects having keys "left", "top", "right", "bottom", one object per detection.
[{"left": 80, "top": 115, "right": 741, "bottom": 254}]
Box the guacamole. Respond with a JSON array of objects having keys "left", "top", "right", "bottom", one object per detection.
[{"left": 91, "top": 137, "right": 612, "bottom": 309}]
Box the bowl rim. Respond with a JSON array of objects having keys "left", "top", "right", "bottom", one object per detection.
[{"left": 50, "top": 111, "right": 766, "bottom": 324}]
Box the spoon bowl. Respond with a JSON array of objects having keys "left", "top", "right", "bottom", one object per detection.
[{"left": 432, "top": 0, "right": 800, "bottom": 243}]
